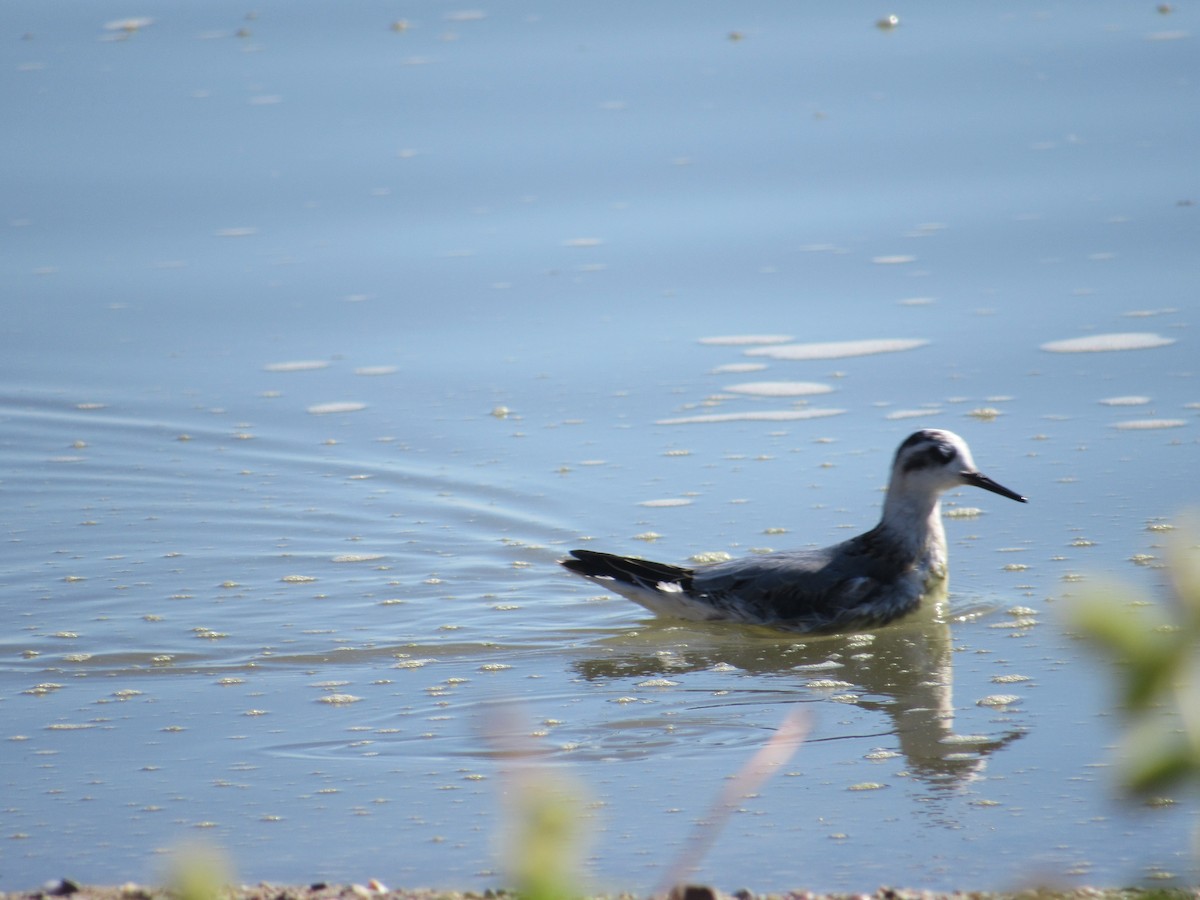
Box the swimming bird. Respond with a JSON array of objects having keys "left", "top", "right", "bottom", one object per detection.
[{"left": 560, "top": 429, "right": 1026, "bottom": 632}]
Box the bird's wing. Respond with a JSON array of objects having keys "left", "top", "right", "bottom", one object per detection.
[{"left": 691, "top": 544, "right": 890, "bottom": 628}]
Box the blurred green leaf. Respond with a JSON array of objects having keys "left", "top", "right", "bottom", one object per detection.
[
  {"left": 166, "top": 845, "right": 232, "bottom": 900},
  {"left": 1167, "top": 526, "right": 1200, "bottom": 629},
  {"left": 1122, "top": 727, "right": 1196, "bottom": 794},
  {"left": 1070, "top": 589, "right": 1157, "bottom": 657},
  {"left": 1065, "top": 526, "right": 1200, "bottom": 805},
  {"left": 508, "top": 774, "right": 586, "bottom": 900},
  {"left": 1122, "top": 638, "right": 1186, "bottom": 711},
  {"left": 1068, "top": 590, "right": 1187, "bottom": 710}
]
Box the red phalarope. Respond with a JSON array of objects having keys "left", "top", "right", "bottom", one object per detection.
[{"left": 561, "top": 429, "right": 1026, "bottom": 632}]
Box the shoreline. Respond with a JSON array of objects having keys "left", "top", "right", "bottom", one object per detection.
[{"left": 3, "top": 883, "right": 1198, "bottom": 900}]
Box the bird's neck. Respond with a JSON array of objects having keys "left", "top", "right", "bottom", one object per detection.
[{"left": 880, "top": 490, "right": 948, "bottom": 572}]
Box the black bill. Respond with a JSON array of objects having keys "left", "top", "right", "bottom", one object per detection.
[{"left": 963, "top": 470, "right": 1027, "bottom": 503}]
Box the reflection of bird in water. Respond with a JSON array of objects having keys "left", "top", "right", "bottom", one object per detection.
[
  {"left": 562, "top": 429, "right": 1025, "bottom": 632},
  {"left": 573, "top": 590, "right": 1025, "bottom": 790}
]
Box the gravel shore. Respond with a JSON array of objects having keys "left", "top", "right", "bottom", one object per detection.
[{"left": 3, "top": 883, "right": 1197, "bottom": 900}]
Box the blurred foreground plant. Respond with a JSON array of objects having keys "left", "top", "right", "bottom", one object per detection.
[
  {"left": 489, "top": 705, "right": 808, "bottom": 900},
  {"left": 489, "top": 705, "right": 592, "bottom": 900},
  {"left": 656, "top": 710, "right": 809, "bottom": 894},
  {"left": 165, "top": 843, "right": 234, "bottom": 900},
  {"left": 505, "top": 765, "right": 589, "bottom": 900},
  {"left": 1068, "top": 522, "right": 1200, "bottom": 795}
]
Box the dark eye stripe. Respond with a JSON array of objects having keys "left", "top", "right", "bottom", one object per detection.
[{"left": 901, "top": 441, "right": 956, "bottom": 473}]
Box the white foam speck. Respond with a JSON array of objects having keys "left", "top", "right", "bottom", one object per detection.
[
  {"left": 104, "top": 16, "right": 154, "bottom": 31},
  {"left": 1111, "top": 419, "right": 1187, "bottom": 431},
  {"left": 1146, "top": 30, "right": 1189, "bottom": 41},
  {"left": 1099, "top": 395, "right": 1151, "bottom": 407},
  {"left": 699, "top": 334, "right": 794, "bottom": 346},
  {"left": 307, "top": 401, "right": 367, "bottom": 415},
  {"left": 886, "top": 408, "right": 941, "bottom": 420},
  {"left": 1123, "top": 308, "right": 1177, "bottom": 318},
  {"left": 638, "top": 498, "right": 693, "bottom": 508},
  {"left": 264, "top": 360, "right": 330, "bottom": 372},
  {"left": 1040, "top": 332, "right": 1176, "bottom": 353},
  {"left": 710, "top": 363, "right": 769, "bottom": 374},
  {"left": 745, "top": 338, "right": 929, "bottom": 361},
  {"left": 658, "top": 408, "right": 845, "bottom": 425},
  {"left": 724, "top": 381, "right": 833, "bottom": 397},
  {"left": 976, "top": 694, "right": 1021, "bottom": 708}
]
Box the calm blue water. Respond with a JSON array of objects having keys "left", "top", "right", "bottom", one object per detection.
[{"left": 3, "top": 2, "right": 1198, "bottom": 893}]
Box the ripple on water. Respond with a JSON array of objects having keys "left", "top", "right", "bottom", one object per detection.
[{"left": 1040, "top": 332, "right": 1176, "bottom": 352}]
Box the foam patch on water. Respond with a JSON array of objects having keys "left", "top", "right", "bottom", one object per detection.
[
  {"left": 264, "top": 360, "right": 330, "bottom": 372},
  {"left": 1111, "top": 418, "right": 1187, "bottom": 430},
  {"left": 723, "top": 381, "right": 833, "bottom": 397},
  {"left": 657, "top": 407, "right": 845, "bottom": 425},
  {"left": 1040, "top": 332, "right": 1176, "bottom": 353},
  {"left": 745, "top": 338, "right": 929, "bottom": 361},
  {"left": 710, "top": 362, "right": 769, "bottom": 374},
  {"left": 1099, "top": 395, "right": 1151, "bottom": 406},
  {"left": 307, "top": 401, "right": 367, "bottom": 415},
  {"left": 886, "top": 408, "right": 941, "bottom": 420},
  {"left": 698, "top": 334, "right": 794, "bottom": 346}
]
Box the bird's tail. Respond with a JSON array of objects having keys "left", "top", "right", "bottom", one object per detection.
[{"left": 560, "top": 548, "right": 693, "bottom": 591}]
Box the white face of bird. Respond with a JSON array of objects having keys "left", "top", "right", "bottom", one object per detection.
[{"left": 892, "top": 430, "right": 1026, "bottom": 503}]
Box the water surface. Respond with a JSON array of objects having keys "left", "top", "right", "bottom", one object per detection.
[{"left": 3, "top": 2, "right": 1198, "bottom": 893}]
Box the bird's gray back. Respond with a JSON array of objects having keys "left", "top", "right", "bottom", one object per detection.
[{"left": 690, "top": 529, "right": 917, "bottom": 629}]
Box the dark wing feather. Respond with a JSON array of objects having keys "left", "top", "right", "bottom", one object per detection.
[{"left": 560, "top": 549, "right": 694, "bottom": 591}]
